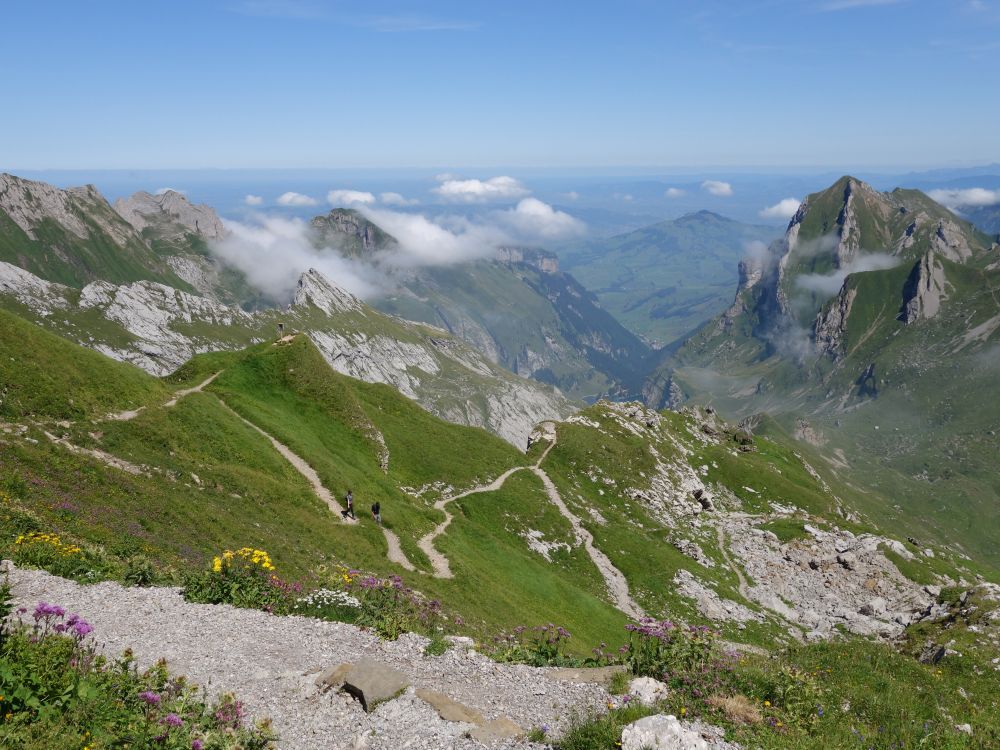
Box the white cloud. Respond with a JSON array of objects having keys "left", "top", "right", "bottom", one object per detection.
[
  {"left": 380, "top": 191, "right": 419, "bottom": 206},
  {"left": 497, "top": 198, "right": 586, "bottom": 240},
  {"left": 327, "top": 189, "right": 376, "bottom": 206},
  {"left": 211, "top": 216, "right": 381, "bottom": 299},
  {"left": 796, "top": 253, "right": 900, "bottom": 296},
  {"left": 155, "top": 187, "right": 185, "bottom": 196},
  {"left": 563, "top": 191, "right": 580, "bottom": 201},
  {"left": 433, "top": 175, "right": 530, "bottom": 202},
  {"left": 759, "top": 198, "right": 801, "bottom": 219},
  {"left": 701, "top": 180, "right": 733, "bottom": 197},
  {"left": 276, "top": 191, "right": 318, "bottom": 207},
  {"left": 244, "top": 194, "right": 264, "bottom": 206},
  {"left": 360, "top": 208, "right": 507, "bottom": 266},
  {"left": 928, "top": 187, "right": 1000, "bottom": 209},
  {"left": 665, "top": 187, "right": 686, "bottom": 198}
]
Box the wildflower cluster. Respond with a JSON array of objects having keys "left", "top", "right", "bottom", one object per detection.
[
  {"left": 212, "top": 547, "right": 274, "bottom": 573},
  {"left": 183, "top": 547, "right": 297, "bottom": 614},
  {"left": 0, "top": 589, "right": 273, "bottom": 748},
  {"left": 292, "top": 588, "right": 361, "bottom": 615},
  {"left": 14, "top": 531, "right": 82, "bottom": 557},
  {"left": 343, "top": 572, "right": 444, "bottom": 639},
  {"left": 486, "top": 623, "right": 578, "bottom": 667}
]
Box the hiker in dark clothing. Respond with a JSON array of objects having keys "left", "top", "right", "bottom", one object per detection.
[
  {"left": 341, "top": 490, "right": 355, "bottom": 520},
  {"left": 371, "top": 501, "right": 382, "bottom": 525}
]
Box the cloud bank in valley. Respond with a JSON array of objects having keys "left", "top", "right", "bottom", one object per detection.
[
  {"left": 760, "top": 198, "right": 801, "bottom": 219},
  {"left": 701, "top": 180, "right": 733, "bottom": 197},
  {"left": 212, "top": 215, "right": 382, "bottom": 299},
  {"left": 327, "top": 189, "right": 376, "bottom": 206},
  {"left": 795, "top": 252, "right": 900, "bottom": 296},
  {"left": 244, "top": 194, "right": 264, "bottom": 206},
  {"left": 665, "top": 187, "right": 686, "bottom": 198},
  {"left": 929, "top": 187, "right": 1000, "bottom": 209},
  {"left": 209, "top": 185, "right": 587, "bottom": 299},
  {"left": 277, "top": 191, "right": 318, "bottom": 206},
  {"left": 432, "top": 175, "right": 530, "bottom": 202}
]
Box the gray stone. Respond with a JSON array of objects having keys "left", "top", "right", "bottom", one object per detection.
[
  {"left": 340, "top": 658, "right": 411, "bottom": 712},
  {"left": 628, "top": 676, "right": 670, "bottom": 707}
]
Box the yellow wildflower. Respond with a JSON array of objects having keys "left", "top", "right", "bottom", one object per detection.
[{"left": 212, "top": 557, "right": 223, "bottom": 573}]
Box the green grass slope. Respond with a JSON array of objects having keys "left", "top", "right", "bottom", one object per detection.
[{"left": 0, "top": 308, "right": 166, "bottom": 421}]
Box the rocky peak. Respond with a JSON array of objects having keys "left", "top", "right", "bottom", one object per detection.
[
  {"left": 114, "top": 190, "right": 226, "bottom": 240},
  {"left": 901, "top": 251, "right": 948, "bottom": 323},
  {"left": 292, "top": 268, "right": 364, "bottom": 314},
  {"left": 310, "top": 209, "right": 396, "bottom": 255},
  {"left": 0, "top": 172, "right": 133, "bottom": 246}
]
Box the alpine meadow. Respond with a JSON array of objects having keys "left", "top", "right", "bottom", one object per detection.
[{"left": 2, "top": 3, "right": 1000, "bottom": 750}]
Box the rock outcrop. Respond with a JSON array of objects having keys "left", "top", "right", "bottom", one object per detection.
[
  {"left": 901, "top": 251, "right": 948, "bottom": 323},
  {"left": 114, "top": 190, "right": 226, "bottom": 240}
]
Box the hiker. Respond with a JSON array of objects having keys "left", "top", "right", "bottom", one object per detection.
[
  {"left": 371, "top": 501, "right": 382, "bottom": 525},
  {"left": 341, "top": 489, "right": 355, "bottom": 520}
]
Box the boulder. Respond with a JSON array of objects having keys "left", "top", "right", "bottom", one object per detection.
[
  {"left": 628, "top": 676, "right": 670, "bottom": 707},
  {"left": 859, "top": 597, "right": 887, "bottom": 617},
  {"left": 326, "top": 658, "right": 410, "bottom": 712},
  {"left": 621, "top": 714, "right": 709, "bottom": 750}
]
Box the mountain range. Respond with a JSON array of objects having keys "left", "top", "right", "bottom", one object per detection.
[
  {"left": 2, "top": 168, "right": 1000, "bottom": 747},
  {"left": 647, "top": 176, "right": 1000, "bottom": 566}
]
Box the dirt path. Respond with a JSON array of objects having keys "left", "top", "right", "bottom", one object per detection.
[
  {"left": 104, "top": 371, "right": 224, "bottom": 421},
  {"left": 214, "top": 399, "right": 354, "bottom": 523},
  {"left": 416, "top": 423, "right": 645, "bottom": 621},
  {"left": 382, "top": 528, "right": 416, "bottom": 572},
  {"left": 7, "top": 567, "right": 612, "bottom": 750},
  {"left": 416, "top": 425, "right": 560, "bottom": 579},
  {"left": 715, "top": 524, "right": 752, "bottom": 601},
  {"left": 531, "top": 465, "right": 646, "bottom": 620}
]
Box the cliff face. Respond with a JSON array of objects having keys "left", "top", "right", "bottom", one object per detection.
[
  {"left": 114, "top": 190, "right": 227, "bottom": 240},
  {"left": 901, "top": 251, "right": 949, "bottom": 324},
  {"left": 310, "top": 209, "right": 396, "bottom": 256},
  {"left": 0, "top": 173, "right": 188, "bottom": 289}
]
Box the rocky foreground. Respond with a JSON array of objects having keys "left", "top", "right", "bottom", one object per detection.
[{"left": 5, "top": 566, "right": 734, "bottom": 750}]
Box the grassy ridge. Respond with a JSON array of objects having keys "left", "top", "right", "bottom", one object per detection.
[{"left": 0, "top": 308, "right": 166, "bottom": 421}]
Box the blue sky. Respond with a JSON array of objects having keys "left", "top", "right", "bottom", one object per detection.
[{"left": 4, "top": 0, "right": 999, "bottom": 169}]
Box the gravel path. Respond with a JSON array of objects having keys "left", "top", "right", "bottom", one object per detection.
[
  {"left": 215, "top": 398, "right": 354, "bottom": 523},
  {"left": 417, "top": 424, "right": 559, "bottom": 579},
  {"left": 7, "top": 567, "right": 609, "bottom": 749},
  {"left": 164, "top": 371, "right": 222, "bottom": 408},
  {"left": 531, "top": 465, "right": 645, "bottom": 621}
]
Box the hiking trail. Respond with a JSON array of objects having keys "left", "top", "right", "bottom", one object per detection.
[{"left": 416, "top": 423, "right": 644, "bottom": 620}]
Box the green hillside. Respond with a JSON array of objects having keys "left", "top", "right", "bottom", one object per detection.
[
  {"left": 375, "top": 258, "right": 652, "bottom": 401},
  {"left": 653, "top": 177, "right": 1000, "bottom": 571},
  {"left": 560, "top": 211, "right": 779, "bottom": 346}
]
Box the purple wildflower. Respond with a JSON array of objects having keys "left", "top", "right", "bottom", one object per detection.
[
  {"left": 72, "top": 619, "right": 94, "bottom": 638},
  {"left": 163, "top": 713, "right": 184, "bottom": 727},
  {"left": 139, "top": 690, "right": 162, "bottom": 705},
  {"left": 192, "top": 741, "right": 204, "bottom": 750},
  {"left": 33, "top": 602, "right": 66, "bottom": 620}
]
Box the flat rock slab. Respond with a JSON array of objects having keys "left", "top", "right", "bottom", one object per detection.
[
  {"left": 469, "top": 717, "right": 524, "bottom": 743},
  {"left": 546, "top": 665, "right": 627, "bottom": 685},
  {"left": 320, "top": 658, "right": 410, "bottom": 712},
  {"left": 415, "top": 688, "right": 485, "bottom": 724}
]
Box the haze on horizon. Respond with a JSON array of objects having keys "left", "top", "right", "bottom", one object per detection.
[{"left": 4, "top": 0, "right": 1000, "bottom": 171}]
